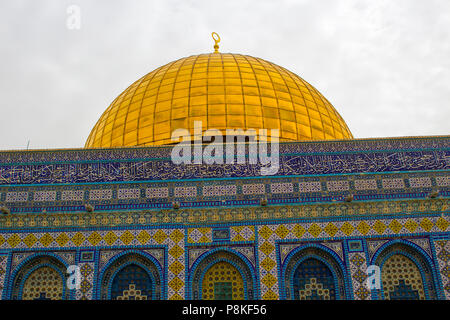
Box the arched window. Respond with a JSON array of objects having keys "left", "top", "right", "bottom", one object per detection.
[
  {"left": 374, "top": 243, "right": 438, "bottom": 300},
  {"left": 293, "top": 258, "right": 336, "bottom": 300},
  {"left": 191, "top": 251, "right": 255, "bottom": 300},
  {"left": 10, "top": 255, "right": 69, "bottom": 300},
  {"left": 100, "top": 253, "right": 162, "bottom": 300},
  {"left": 283, "top": 247, "right": 346, "bottom": 300},
  {"left": 22, "top": 266, "right": 64, "bottom": 300},
  {"left": 111, "top": 264, "right": 152, "bottom": 300},
  {"left": 381, "top": 254, "right": 425, "bottom": 299},
  {"left": 201, "top": 261, "right": 244, "bottom": 300}
]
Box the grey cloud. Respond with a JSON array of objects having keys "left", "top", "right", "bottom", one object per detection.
[{"left": 0, "top": 0, "right": 448, "bottom": 150}]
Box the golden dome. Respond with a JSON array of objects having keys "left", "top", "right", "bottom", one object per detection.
[{"left": 85, "top": 51, "right": 352, "bottom": 148}]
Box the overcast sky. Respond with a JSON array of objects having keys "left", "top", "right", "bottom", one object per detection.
[{"left": 0, "top": 0, "right": 449, "bottom": 150}]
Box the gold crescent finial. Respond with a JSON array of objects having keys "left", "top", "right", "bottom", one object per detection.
[{"left": 212, "top": 32, "right": 220, "bottom": 53}]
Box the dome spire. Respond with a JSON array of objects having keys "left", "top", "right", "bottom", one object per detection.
[{"left": 212, "top": 32, "right": 220, "bottom": 53}]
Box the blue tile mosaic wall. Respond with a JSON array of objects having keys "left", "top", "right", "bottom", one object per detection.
[{"left": 0, "top": 137, "right": 448, "bottom": 300}]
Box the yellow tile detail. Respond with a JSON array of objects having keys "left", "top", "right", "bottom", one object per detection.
[
  {"left": 262, "top": 290, "right": 279, "bottom": 300},
  {"left": 71, "top": 232, "right": 85, "bottom": 246},
  {"left": 260, "top": 241, "right": 275, "bottom": 256},
  {"left": 357, "top": 221, "right": 370, "bottom": 235},
  {"left": 104, "top": 231, "right": 119, "bottom": 245},
  {"left": 404, "top": 220, "right": 418, "bottom": 233},
  {"left": 168, "top": 277, "right": 184, "bottom": 291},
  {"left": 39, "top": 233, "right": 54, "bottom": 247},
  {"left": 7, "top": 234, "right": 21, "bottom": 248},
  {"left": 324, "top": 223, "right": 339, "bottom": 237},
  {"left": 373, "top": 221, "right": 387, "bottom": 235},
  {"left": 198, "top": 235, "right": 211, "bottom": 243},
  {"left": 137, "top": 230, "right": 151, "bottom": 244},
  {"left": 120, "top": 231, "right": 134, "bottom": 245},
  {"left": 169, "top": 261, "right": 184, "bottom": 275},
  {"left": 340, "top": 222, "right": 355, "bottom": 236},
  {"left": 260, "top": 257, "right": 277, "bottom": 271},
  {"left": 169, "top": 245, "right": 184, "bottom": 259},
  {"left": 436, "top": 217, "right": 449, "bottom": 231},
  {"left": 275, "top": 225, "right": 289, "bottom": 239},
  {"left": 169, "top": 293, "right": 183, "bottom": 300},
  {"left": 232, "top": 234, "right": 245, "bottom": 242},
  {"left": 23, "top": 234, "right": 38, "bottom": 248},
  {"left": 258, "top": 225, "right": 273, "bottom": 240},
  {"left": 153, "top": 230, "right": 168, "bottom": 244},
  {"left": 170, "top": 230, "right": 184, "bottom": 243},
  {"left": 389, "top": 220, "right": 403, "bottom": 234},
  {"left": 292, "top": 224, "right": 306, "bottom": 238},
  {"left": 87, "top": 232, "right": 102, "bottom": 246},
  {"left": 262, "top": 274, "right": 278, "bottom": 288},
  {"left": 55, "top": 233, "right": 70, "bottom": 247},
  {"left": 308, "top": 224, "right": 322, "bottom": 237},
  {"left": 420, "top": 218, "right": 433, "bottom": 232}
]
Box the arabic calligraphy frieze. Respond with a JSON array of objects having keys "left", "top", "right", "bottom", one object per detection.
[
  {"left": 0, "top": 136, "right": 448, "bottom": 165},
  {"left": 0, "top": 150, "right": 448, "bottom": 186}
]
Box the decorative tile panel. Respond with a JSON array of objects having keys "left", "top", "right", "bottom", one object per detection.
[
  {"left": 409, "top": 177, "right": 432, "bottom": 188},
  {"left": 203, "top": 185, "right": 237, "bottom": 197},
  {"left": 117, "top": 188, "right": 140, "bottom": 199},
  {"left": 434, "top": 240, "right": 450, "bottom": 299},
  {"left": 5, "top": 192, "right": 28, "bottom": 202},
  {"left": 89, "top": 189, "right": 112, "bottom": 201},
  {"left": 174, "top": 187, "right": 197, "bottom": 198},
  {"left": 298, "top": 181, "right": 321, "bottom": 192},
  {"left": 270, "top": 183, "right": 293, "bottom": 194},
  {"left": 33, "top": 191, "right": 56, "bottom": 202},
  {"left": 354, "top": 179, "right": 377, "bottom": 191},
  {"left": 382, "top": 178, "right": 405, "bottom": 189},
  {"left": 145, "top": 187, "right": 169, "bottom": 198},
  {"left": 61, "top": 190, "right": 84, "bottom": 201},
  {"left": 242, "top": 184, "right": 265, "bottom": 195}
]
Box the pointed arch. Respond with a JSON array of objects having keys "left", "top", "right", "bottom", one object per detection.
[
  {"left": 9, "top": 254, "right": 70, "bottom": 300},
  {"left": 99, "top": 252, "right": 162, "bottom": 300},
  {"left": 282, "top": 246, "right": 347, "bottom": 300},
  {"left": 372, "top": 241, "right": 438, "bottom": 300},
  {"left": 190, "top": 249, "right": 256, "bottom": 300}
]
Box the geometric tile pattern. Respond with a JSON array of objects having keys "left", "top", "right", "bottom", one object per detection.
[
  {"left": 203, "top": 185, "right": 237, "bottom": 197},
  {"left": 95, "top": 230, "right": 185, "bottom": 300},
  {"left": 201, "top": 261, "right": 244, "bottom": 300},
  {"left": 187, "top": 228, "right": 212, "bottom": 244},
  {"left": 0, "top": 136, "right": 446, "bottom": 165},
  {"left": 367, "top": 240, "right": 390, "bottom": 261},
  {"left": 348, "top": 252, "right": 371, "bottom": 300},
  {"left": 76, "top": 263, "right": 94, "bottom": 300},
  {"left": 381, "top": 254, "right": 426, "bottom": 300},
  {"left": 111, "top": 264, "right": 152, "bottom": 300},
  {"left": 0, "top": 217, "right": 446, "bottom": 251},
  {"left": 22, "top": 266, "right": 63, "bottom": 300},
  {"left": 434, "top": 240, "right": 450, "bottom": 300},
  {"left": 0, "top": 255, "right": 7, "bottom": 300},
  {"left": 256, "top": 215, "right": 450, "bottom": 299},
  {"left": 0, "top": 213, "right": 447, "bottom": 300},
  {"left": 1, "top": 198, "right": 447, "bottom": 229},
  {"left": 230, "top": 226, "right": 255, "bottom": 242},
  {"left": 294, "top": 260, "right": 336, "bottom": 300}
]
